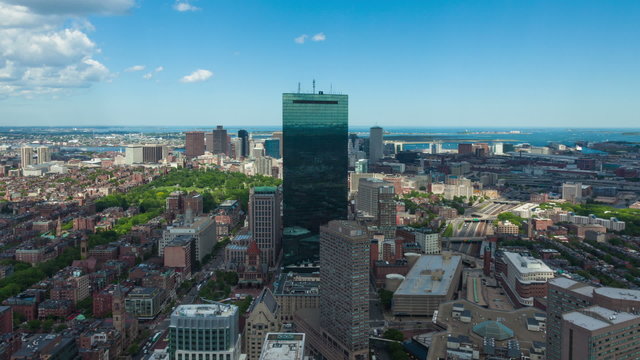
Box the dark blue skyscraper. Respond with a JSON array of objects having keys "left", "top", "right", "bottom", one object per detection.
[
  {"left": 282, "top": 92, "right": 348, "bottom": 266},
  {"left": 264, "top": 139, "right": 281, "bottom": 159},
  {"left": 237, "top": 129, "right": 249, "bottom": 158}
]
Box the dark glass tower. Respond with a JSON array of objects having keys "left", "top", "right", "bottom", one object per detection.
[
  {"left": 237, "top": 129, "right": 249, "bottom": 158},
  {"left": 282, "top": 92, "right": 348, "bottom": 266}
]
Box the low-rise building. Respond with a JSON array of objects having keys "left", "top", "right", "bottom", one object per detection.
[
  {"left": 259, "top": 333, "right": 306, "bottom": 360},
  {"left": 124, "top": 287, "right": 166, "bottom": 320},
  {"left": 496, "top": 221, "right": 519, "bottom": 236},
  {"left": 38, "top": 299, "right": 73, "bottom": 319},
  {"left": 11, "top": 334, "right": 78, "bottom": 360},
  {"left": 413, "top": 229, "right": 441, "bottom": 254},
  {"left": 496, "top": 252, "right": 554, "bottom": 307},
  {"left": 392, "top": 253, "right": 462, "bottom": 316},
  {"left": 163, "top": 236, "right": 194, "bottom": 276},
  {"left": 273, "top": 272, "right": 320, "bottom": 323}
]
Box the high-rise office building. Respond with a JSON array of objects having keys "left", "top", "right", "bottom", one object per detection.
[
  {"left": 205, "top": 132, "right": 214, "bottom": 153},
  {"left": 238, "top": 130, "right": 249, "bottom": 158},
  {"left": 142, "top": 144, "right": 165, "bottom": 163},
  {"left": 272, "top": 131, "right": 283, "bottom": 160},
  {"left": 282, "top": 92, "right": 348, "bottom": 266},
  {"left": 356, "top": 178, "right": 396, "bottom": 239},
  {"left": 230, "top": 137, "right": 243, "bottom": 160},
  {"left": 249, "top": 186, "right": 283, "bottom": 267},
  {"left": 211, "top": 125, "right": 229, "bottom": 155},
  {"left": 169, "top": 303, "right": 241, "bottom": 360},
  {"left": 125, "top": 145, "right": 144, "bottom": 164},
  {"left": 20, "top": 146, "right": 34, "bottom": 168},
  {"left": 319, "top": 220, "right": 369, "bottom": 359},
  {"left": 264, "top": 139, "right": 281, "bottom": 159},
  {"left": 36, "top": 146, "right": 51, "bottom": 164},
  {"left": 126, "top": 144, "right": 165, "bottom": 164},
  {"left": 369, "top": 126, "right": 383, "bottom": 164},
  {"left": 185, "top": 131, "right": 205, "bottom": 158}
]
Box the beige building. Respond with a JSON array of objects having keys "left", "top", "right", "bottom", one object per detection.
[
  {"left": 161, "top": 216, "right": 216, "bottom": 262},
  {"left": 293, "top": 221, "right": 369, "bottom": 360},
  {"left": 496, "top": 220, "right": 519, "bottom": 235},
  {"left": 273, "top": 272, "right": 319, "bottom": 323},
  {"left": 243, "top": 288, "right": 280, "bottom": 360}
]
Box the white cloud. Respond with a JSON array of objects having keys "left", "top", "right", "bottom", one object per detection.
[
  {"left": 180, "top": 69, "right": 212, "bottom": 83},
  {"left": 294, "top": 34, "right": 308, "bottom": 44},
  {"left": 125, "top": 65, "right": 145, "bottom": 72},
  {"left": 174, "top": 2, "right": 200, "bottom": 12},
  {"left": 0, "top": 0, "right": 134, "bottom": 98},
  {"left": 142, "top": 66, "right": 162, "bottom": 80},
  {"left": 312, "top": 32, "right": 326, "bottom": 42}
]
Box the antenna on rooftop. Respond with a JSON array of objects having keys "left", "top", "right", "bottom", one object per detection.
[
  {"left": 312, "top": 79, "right": 316, "bottom": 94},
  {"left": 297, "top": 82, "right": 301, "bottom": 93},
  {"left": 330, "top": 83, "right": 333, "bottom": 94}
]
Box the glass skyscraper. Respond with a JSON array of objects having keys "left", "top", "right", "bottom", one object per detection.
[{"left": 282, "top": 92, "right": 348, "bottom": 266}]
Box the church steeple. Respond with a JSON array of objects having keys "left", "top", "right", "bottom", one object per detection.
[
  {"left": 55, "top": 217, "right": 62, "bottom": 237},
  {"left": 112, "top": 284, "right": 125, "bottom": 340},
  {"left": 80, "top": 235, "right": 88, "bottom": 260}
]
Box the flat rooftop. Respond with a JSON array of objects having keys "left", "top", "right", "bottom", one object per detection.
[
  {"left": 128, "top": 287, "right": 160, "bottom": 296},
  {"left": 594, "top": 287, "right": 640, "bottom": 301},
  {"left": 259, "top": 333, "right": 305, "bottom": 360},
  {"left": 172, "top": 304, "right": 237, "bottom": 318},
  {"left": 395, "top": 254, "right": 462, "bottom": 297},
  {"left": 167, "top": 216, "right": 213, "bottom": 231},
  {"left": 563, "top": 306, "right": 640, "bottom": 331},
  {"left": 273, "top": 272, "right": 320, "bottom": 296},
  {"left": 502, "top": 252, "right": 553, "bottom": 274}
]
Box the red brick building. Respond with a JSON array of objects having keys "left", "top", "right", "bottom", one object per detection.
[{"left": 0, "top": 306, "right": 12, "bottom": 334}]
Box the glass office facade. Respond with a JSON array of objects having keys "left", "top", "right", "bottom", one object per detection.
[
  {"left": 282, "top": 92, "right": 348, "bottom": 266},
  {"left": 264, "top": 139, "right": 281, "bottom": 158}
]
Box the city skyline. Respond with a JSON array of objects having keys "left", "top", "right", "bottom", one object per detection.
[{"left": 1, "top": 1, "right": 640, "bottom": 128}]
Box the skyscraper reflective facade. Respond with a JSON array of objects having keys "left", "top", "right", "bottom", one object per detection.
[
  {"left": 237, "top": 129, "right": 249, "bottom": 158},
  {"left": 282, "top": 92, "right": 348, "bottom": 266}
]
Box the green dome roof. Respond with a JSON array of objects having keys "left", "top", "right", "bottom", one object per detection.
[{"left": 472, "top": 321, "right": 514, "bottom": 341}]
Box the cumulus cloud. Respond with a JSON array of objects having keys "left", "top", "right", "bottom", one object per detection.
[
  {"left": 295, "top": 33, "right": 326, "bottom": 44},
  {"left": 142, "top": 66, "right": 164, "bottom": 80},
  {"left": 180, "top": 69, "right": 212, "bottom": 83},
  {"left": 294, "top": 34, "right": 308, "bottom": 44},
  {"left": 173, "top": 1, "right": 200, "bottom": 12},
  {"left": 125, "top": 65, "right": 145, "bottom": 72},
  {"left": 312, "top": 32, "right": 326, "bottom": 42},
  {"left": 0, "top": 0, "right": 133, "bottom": 98}
]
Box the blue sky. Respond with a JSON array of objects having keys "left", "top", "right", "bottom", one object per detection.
[{"left": 1, "top": 0, "right": 639, "bottom": 127}]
